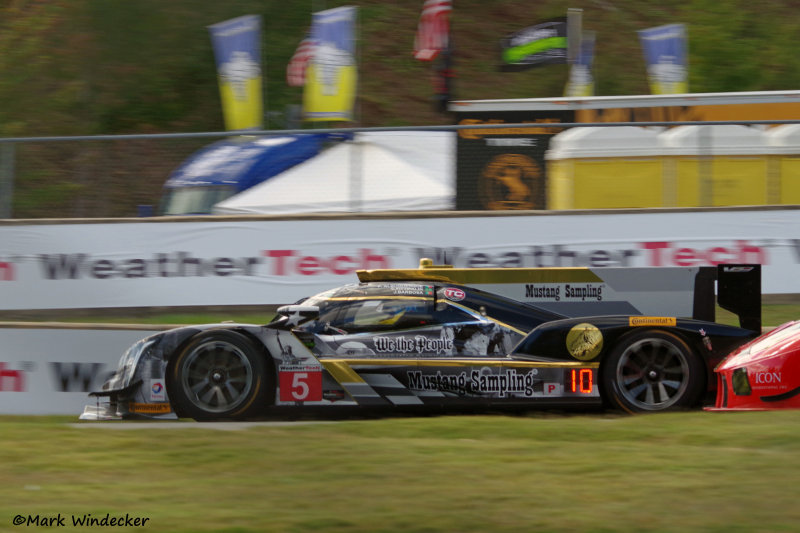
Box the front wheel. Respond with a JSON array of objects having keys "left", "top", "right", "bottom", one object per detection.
[
  {"left": 601, "top": 330, "right": 705, "bottom": 413},
  {"left": 169, "top": 330, "right": 271, "bottom": 420}
]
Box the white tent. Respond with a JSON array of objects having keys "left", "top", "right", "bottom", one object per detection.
[{"left": 212, "top": 131, "right": 455, "bottom": 215}]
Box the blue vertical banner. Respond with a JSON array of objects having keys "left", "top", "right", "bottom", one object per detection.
[
  {"left": 564, "top": 31, "right": 595, "bottom": 97},
  {"left": 208, "top": 15, "right": 263, "bottom": 131},
  {"left": 637, "top": 23, "right": 688, "bottom": 95},
  {"left": 303, "top": 6, "right": 358, "bottom": 122}
]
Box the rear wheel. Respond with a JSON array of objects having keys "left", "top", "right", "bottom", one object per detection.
[
  {"left": 169, "top": 330, "right": 271, "bottom": 420},
  {"left": 602, "top": 330, "right": 704, "bottom": 413}
]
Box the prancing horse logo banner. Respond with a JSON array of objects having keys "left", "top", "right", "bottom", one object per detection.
[{"left": 454, "top": 110, "right": 572, "bottom": 210}]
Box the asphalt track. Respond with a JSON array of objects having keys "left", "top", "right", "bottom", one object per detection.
[{"left": 70, "top": 420, "right": 339, "bottom": 431}]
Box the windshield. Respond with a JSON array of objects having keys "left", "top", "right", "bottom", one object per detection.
[
  {"left": 160, "top": 185, "right": 237, "bottom": 215},
  {"left": 297, "top": 284, "right": 444, "bottom": 333}
]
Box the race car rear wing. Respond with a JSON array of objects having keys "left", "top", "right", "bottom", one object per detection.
[
  {"left": 358, "top": 260, "right": 761, "bottom": 332},
  {"left": 716, "top": 264, "right": 761, "bottom": 332}
]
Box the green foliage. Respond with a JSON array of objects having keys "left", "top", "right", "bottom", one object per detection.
[
  {"left": 3, "top": 0, "right": 798, "bottom": 137},
  {"left": 3, "top": 412, "right": 800, "bottom": 531},
  {"left": 3, "top": 1, "right": 800, "bottom": 217}
]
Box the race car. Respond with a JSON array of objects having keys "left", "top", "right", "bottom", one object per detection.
[
  {"left": 80, "top": 261, "right": 762, "bottom": 420},
  {"left": 708, "top": 320, "right": 800, "bottom": 411}
]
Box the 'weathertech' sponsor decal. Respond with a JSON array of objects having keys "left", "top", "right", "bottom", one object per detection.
[{"left": 629, "top": 316, "right": 677, "bottom": 327}]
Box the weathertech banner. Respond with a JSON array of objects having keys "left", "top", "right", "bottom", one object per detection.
[
  {"left": 0, "top": 209, "right": 798, "bottom": 311},
  {"left": 637, "top": 23, "right": 688, "bottom": 95},
  {"left": 208, "top": 15, "right": 263, "bottom": 131},
  {"left": 303, "top": 6, "right": 358, "bottom": 122},
  {"left": 413, "top": 0, "right": 452, "bottom": 61},
  {"left": 500, "top": 18, "right": 568, "bottom": 71}
]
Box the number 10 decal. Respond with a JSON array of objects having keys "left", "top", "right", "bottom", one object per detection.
[
  {"left": 279, "top": 370, "right": 323, "bottom": 402},
  {"left": 569, "top": 368, "right": 594, "bottom": 394}
]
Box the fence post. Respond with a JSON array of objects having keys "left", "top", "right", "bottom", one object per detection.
[
  {"left": 349, "top": 138, "right": 362, "bottom": 212},
  {"left": 0, "top": 143, "right": 13, "bottom": 218},
  {"left": 698, "top": 125, "right": 713, "bottom": 206}
]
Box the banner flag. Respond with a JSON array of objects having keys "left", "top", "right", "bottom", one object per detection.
[
  {"left": 500, "top": 18, "right": 568, "bottom": 71},
  {"left": 303, "top": 6, "right": 358, "bottom": 122},
  {"left": 413, "top": 0, "right": 452, "bottom": 61},
  {"left": 208, "top": 15, "right": 263, "bottom": 131},
  {"left": 637, "top": 23, "right": 688, "bottom": 94},
  {"left": 287, "top": 32, "right": 315, "bottom": 87},
  {"left": 564, "top": 31, "right": 595, "bottom": 97}
]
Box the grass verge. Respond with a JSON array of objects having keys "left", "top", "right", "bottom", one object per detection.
[{"left": 2, "top": 411, "right": 800, "bottom": 532}]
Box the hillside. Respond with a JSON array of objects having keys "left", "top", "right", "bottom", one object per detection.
[{"left": 2, "top": 0, "right": 799, "bottom": 217}]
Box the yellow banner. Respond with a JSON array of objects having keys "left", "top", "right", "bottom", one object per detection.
[
  {"left": 209, "top": 15, "right": 263, "bottom": 131},
  {"left": 218, "top": 76, "right": 263, "bottom": 131},
  {"left": 303, "top": 6, "right": 357, "bottom": 122},
  {"left": 303, "top": 63, "right": 357, "bottom": 122}
]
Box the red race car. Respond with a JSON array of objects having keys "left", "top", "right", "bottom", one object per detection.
[{"left": 708, "top": 320, "right": 800, "bottom": 411}]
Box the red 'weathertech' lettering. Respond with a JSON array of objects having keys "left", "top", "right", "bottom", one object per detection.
[
  {"left": 0, "top": 262, "right": 13, "bottom": 281},
  {"left": 263, "top": 249, "right": 390, "bottom": 276},
  {"left": 640, "top": 240, "right": 766, "bottom": 266},
  {"left": 0, "top": 363, "right": 24, "bottom": 392}
]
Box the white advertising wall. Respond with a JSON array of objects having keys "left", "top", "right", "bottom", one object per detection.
[
  {"left": 0, "top": 207, "right": 798, "bottom": 415},
  {"left": 0, "top": 208, "right": 798, "bottom": 311},
  {"left": 0, "top": 326, "right": 164, "bottom": 415}
]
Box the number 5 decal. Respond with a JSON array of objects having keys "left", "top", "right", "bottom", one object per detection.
[{"left": 279, "top": 370, "right": 323, "bottom": 402}]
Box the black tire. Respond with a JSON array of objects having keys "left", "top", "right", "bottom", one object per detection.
[
  {"left": 601, "top": 330, "right": 705, "bottom": 413},
  {"left": 168, "top": 330, "right": 271, "bottom": 420}
]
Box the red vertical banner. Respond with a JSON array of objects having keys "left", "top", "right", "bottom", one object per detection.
[
  {"left": 286, "top": 32, "right": 315, "bottom": 87},
  {"left": 413, "top": 0, "right": 452, "bottom": 61},
  {"left": 414, "top": 0, "right": 454, "bottom": 112}
]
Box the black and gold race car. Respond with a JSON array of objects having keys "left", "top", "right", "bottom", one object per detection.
[{"left": 80, "top": 261, "right": 761, "bottom": 420}]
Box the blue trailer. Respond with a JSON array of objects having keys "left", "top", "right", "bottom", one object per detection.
[{"left": 159, "top": 133, "right": 342, "bottom": 215}]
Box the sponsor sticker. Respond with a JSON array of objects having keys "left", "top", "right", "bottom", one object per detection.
[
  {"left": 753, "top": 371, "right": 785, "bottom": 391},
  {"left": 279, "top": 368, "right": 323, "bottom": 402},
  {"left": 566, "top": 323, "right": 603, "bottom": 361},
  {"left": 128, "top": 402, "right": 171, "bottom": 414},
  {"left": 442, "top": 287, "right": 466, "bottom": 301},
  {"left": 522, "top": 283, "right": 605, "bottom": 302},
  {"left": 149, "top": 379, "right": 166, "bottom": 402},
  {"left": 629, "top": 316, "right": 677, "bottom": 327},
  {"left": 407, "top": 368, "right": 540, "bottom": 398},
  {"left": 374, "top": 332, "right": 454, "bottom": 355},
  {"left": 542, "top": 382, "right": 563, "bottom": 396}
]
